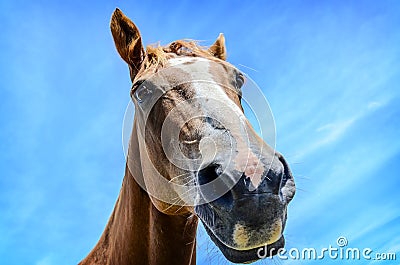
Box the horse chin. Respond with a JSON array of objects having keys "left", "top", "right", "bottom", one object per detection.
[{"left": 202, "top": 223, "right": 285, "bottom": 264}]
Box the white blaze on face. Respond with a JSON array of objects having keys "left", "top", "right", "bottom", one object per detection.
[
  {"left": 167, "top": 57, "right": 266, "bottom": 190},
  {"left": 167, "top": 57, "right": 239, "bottom": 111}
]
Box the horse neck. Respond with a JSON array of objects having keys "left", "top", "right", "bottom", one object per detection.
[{"left": 80, "top": 125, "right": 198, "bottom": 265}]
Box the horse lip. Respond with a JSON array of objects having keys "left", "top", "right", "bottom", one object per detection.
[{"left": 202, "top": 223, "right": 285, "bottom": 263}]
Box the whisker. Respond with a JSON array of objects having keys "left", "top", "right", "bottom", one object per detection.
[
  {"left": 169, "top": 172, "right": 192, "bottom": 183},
  {"left": 174, "top": 204, "right": 185, "bottom": 214},
  {"left": 238, "top": 63, "right": 258, "bottom": 73},
  {"left": 163, "top": 196, "right": 185, "bottom": 212},
  {"left": 295, "top": 175, "right": 311, "bottom": 180},
  {"left": 295, "top": 187, "right": 309, "bottom": 193}
]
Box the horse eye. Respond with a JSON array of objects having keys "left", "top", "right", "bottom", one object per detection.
[
  {"left": 134, "top": 85, "right": 153, "bottom": 103},
  {"left": 235, "top": 73, "right": 245, "bottom": 89}
]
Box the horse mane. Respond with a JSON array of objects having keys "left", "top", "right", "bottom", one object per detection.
[{"left": 144, "top": 40, "right": 215, "bottom": 69}]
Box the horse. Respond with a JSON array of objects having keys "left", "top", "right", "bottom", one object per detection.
[{"left": 79, "top": 8, "right": 295, "bottom": 265}]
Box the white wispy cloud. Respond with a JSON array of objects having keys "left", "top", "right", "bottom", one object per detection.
[{"left": 292, "top": 96, "right": 391, "bottom": 162}]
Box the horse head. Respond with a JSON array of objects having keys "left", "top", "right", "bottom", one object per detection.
[{"left": 111, "top": 8, "right": 295, "bottom": 263}]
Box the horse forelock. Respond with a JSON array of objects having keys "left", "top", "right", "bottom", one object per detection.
[{"left": 135, "top": 40, "right": 230, "bottom": 80}]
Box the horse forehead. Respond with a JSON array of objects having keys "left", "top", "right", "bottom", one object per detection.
[
  {"left": 165, "top": 57, "right": 229, "bottom": 83},
  {"left": 167, "top": 56, "right": 210, "bottom": 68},
  {"left": 161, "top": 57, "right": 243, "bottom": 118}
]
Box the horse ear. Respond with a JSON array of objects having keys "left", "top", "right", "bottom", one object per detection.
[
  {"left": 208, "top": 33, "right": 227, "bottom": 60},
  {"left": 110, "top": 8, "right": 145, "bottom": 80}
]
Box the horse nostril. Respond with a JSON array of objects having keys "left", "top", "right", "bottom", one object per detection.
[
  {"left": 197, "top": 164, "right": 220, "bottom": 185},
  {"left": 264, "top": 170, "right": 282, "bottom": 195},
  {"left": 249, "top": 156, "right": 286, "bottom": 195},
  {"left": 277, "top": 154, "right": 291, "bottom": 186},
  {"left": 197, "top": 164, "right": 234, "bottom": 209}
]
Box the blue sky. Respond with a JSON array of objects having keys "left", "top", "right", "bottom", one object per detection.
[{"left": 1, "top": 0, "right": 399, "bottom": 264}]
